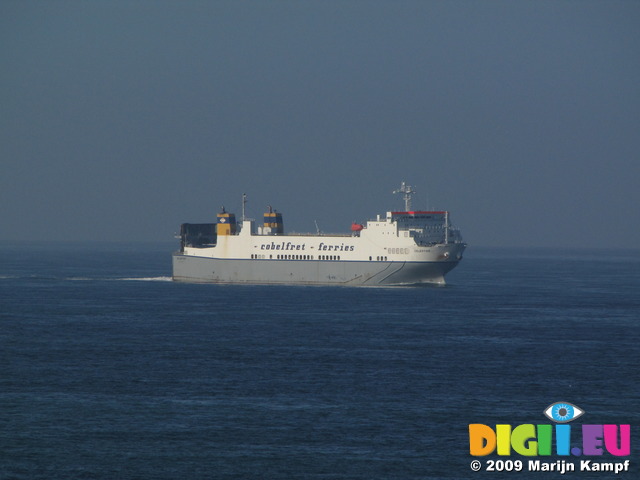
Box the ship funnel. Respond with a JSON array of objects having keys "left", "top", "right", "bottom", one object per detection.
[
  {"left": 263, "top": 207, "right": 284, "bottom": 235},
  {"left": 217, "top": 210, "right": 236, "bottom": 236}
]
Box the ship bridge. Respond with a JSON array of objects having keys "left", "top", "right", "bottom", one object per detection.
[{"left": 388, "top": 211, "right": 463, "bottom": 246}]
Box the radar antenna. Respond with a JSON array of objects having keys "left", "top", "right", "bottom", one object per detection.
[{"left": 393, "top": 182, "right": 416, "bottom": 211}]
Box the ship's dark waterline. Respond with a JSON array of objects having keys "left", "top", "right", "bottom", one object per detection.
[{"left": 1, "top": 243, "right": 639, "bottom": 479}]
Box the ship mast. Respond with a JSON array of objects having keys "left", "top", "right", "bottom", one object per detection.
[
  {"left": 241, "top": 193, "right": 247, "bottom": 221},
  {"left": 393, "top": 182, "right": 416, "bottom": 212}
]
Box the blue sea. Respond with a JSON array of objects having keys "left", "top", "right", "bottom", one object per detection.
[{"left": 1, "top": 242, "right": 639, "bottom": 479}]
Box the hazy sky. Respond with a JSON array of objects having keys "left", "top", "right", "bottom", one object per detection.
[{"left": 2, "top": 0, "right": 639, "bottom": 248}]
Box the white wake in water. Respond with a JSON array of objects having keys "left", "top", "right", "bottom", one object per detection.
[
  {"left": 117, "top": 276, "right": 173, "bottom": 282},
  {"left": 4, "top": 275, "right": 174, "bottom": 282}
]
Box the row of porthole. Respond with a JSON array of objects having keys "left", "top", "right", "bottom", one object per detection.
[
  {"left": 389, "top": 248, "right": 409, "bottom": 254},
  {"left": 247, "top": 255, "right": 390, "bottom": 262},
  {"left": 277, "top": 254, "right": 312, "bottom": 260},
  {"left": 250, "top": 254, "right": 313, "bottom": 260},
  {"left": 249, "top": 254, "right": 344, "bottom": 261}
]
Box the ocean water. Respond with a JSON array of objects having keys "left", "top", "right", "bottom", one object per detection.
[{"left": 1, "top": 242, "right": 639, "bottom": 479}]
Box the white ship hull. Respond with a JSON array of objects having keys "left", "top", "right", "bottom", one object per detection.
[{"left": 172, "top": 243, "right": 464, "bottom": 286}]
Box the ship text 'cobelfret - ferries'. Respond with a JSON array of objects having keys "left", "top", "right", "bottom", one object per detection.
[{"left": 172, "top": 182, "right": 466, "bottom": 286}]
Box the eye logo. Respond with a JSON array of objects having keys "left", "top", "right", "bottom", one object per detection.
[{"left": 543, "top": 402, "right": 584, "bottom": 423}]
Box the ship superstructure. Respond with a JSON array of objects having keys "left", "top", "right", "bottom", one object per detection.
[{"left": 172, "top": 183, "right": 466, "bottom": 286}]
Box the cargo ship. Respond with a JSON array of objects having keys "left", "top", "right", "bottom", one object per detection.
[{"left": 172, "top": 183, "right": 466, "bottom": 286}]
